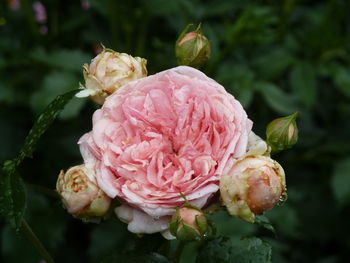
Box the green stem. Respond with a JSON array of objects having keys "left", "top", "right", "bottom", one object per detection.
[
  {"left": 20, "top": 0, "right": 39, "bottom": 38},
  {"left": 107, "top": 0, "right": 119, "bottom": 49},
  {"left": 174, "top": 241, "right": 185, "bottom": 263},
  {"left": 21, "top": 219, "right": 55, "bottom": 263},
  {"left": 135, "top": 15, "right": 149, "bottom": 56}
]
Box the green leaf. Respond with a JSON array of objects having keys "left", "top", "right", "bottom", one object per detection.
[
  {"left": 256, "top": 81, "right": 299, "bottom": 114},
  {"left": 264, "top": 205, "right": 300, "bottom": 238},
  {"left": 3, "top": 89, "right": 78, "bottom": 172},
  {"left": 254, "top": 48, "right": 295, "bottom": 80},
  {"left": 196, "top": 236, "right": 272, "bottom": 263},
  {"left": 30, "top": 71, "right": 85, "bottom": 120},
  {"left": 332, "top": 158, "right": 350, "bottom": 207},
  {"left": 319, "top": 64, "right": 350, "bottom": 97},
  {"left": 2, "top": 190, "right": 68, "bottom": 262},
  {"left": 196, "top": 236, "right": 233, "bottom": 263},
  {"left": 30, "top": 48, "right": 91, "bottom": 72},
  {"left": 231, "top": 237, "right": 272, "bottom": 263},
  {"left": 141, "top": 253, "right": 171, "bottom": 263},
  {"left": 16, "top": 89, "right": 79, "bottom": 164},
  {"left": 333, "top": 66, "right": 350, "bottom": 97},
  {"left": 30, "top": 71, "right": 78, "bottom": 113},
  {"left": 101, "top": 252, "right": 171, "bottom": 263},
  {"left": 217, "top": 64, "right": 256, "bottom": 108},
  {"left": 290, "top": 62, "right": 317, "bottom": 109},
  {"left": 88, "top": 221, "right": 129, "bottom": 262},
  {"left": 255, "top": 215, "right": 276, "bottom": 234},
  {"left": 0, "top": 173, "right": 26, "bottom": 229},
  {"left": 1, "top": 89, "right": 78, "bottom": 229}
]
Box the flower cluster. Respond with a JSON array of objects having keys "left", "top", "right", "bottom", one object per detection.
[{"left": 57, "top": 36, "right": 295, "bottom": 241}]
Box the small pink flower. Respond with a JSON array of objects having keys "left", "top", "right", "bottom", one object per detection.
[
  {"left": 79, "top": 66, "right": 252, "bottom": 234},
  {"left": 81, "top": 0, "right": 90, "bottom": 10},
  {"left": 32, "top": 1, "right": 47, "bottom": 23}
]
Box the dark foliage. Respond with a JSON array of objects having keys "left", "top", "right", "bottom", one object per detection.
[{"left": 1, "top": 0, "right": 350, "bottom": 262}]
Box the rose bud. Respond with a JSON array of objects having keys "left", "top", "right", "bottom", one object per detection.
[
  {"left": 246, "top": 131, "right": 270, "bottom": 156},
  {"left": 169, "top": 206, "right": 208, "bottom": 241},
  {"left": 56, "top": 165, "right": 111, "bottom": 219},
  {"left": 266, "top": 112, "right": 298, "bottom": 154},
  {"left": 76, "top": 47, "right": 147, "bottom": 104},
  {"left": 175, "top": 24, "right": 211, "bottom": 68},
  {"left": 220, "top": 155, "right": 286, "bottom": 223}
]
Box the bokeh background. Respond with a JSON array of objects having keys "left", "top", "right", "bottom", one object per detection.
[{"left": 1, "top": 0, "right": 350, "bottom": 262}]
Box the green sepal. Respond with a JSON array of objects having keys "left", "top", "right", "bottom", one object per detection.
[
  {"left": 177, "top": 223, "right": 201, "bottom": 242},
  {"left": 169, "top": 215, "right": 181, "bottom": 236},
  {"left": 195, "top": 214, "right": 208, "bottom": 234},
  {"left": 175, "top": 23, "right": 195, "bottom": 45}
]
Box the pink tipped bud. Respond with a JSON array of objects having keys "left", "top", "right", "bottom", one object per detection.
[
  {"left": 266, "top": 112, "right": 298, "bottom": 154},
  {"left": 175, "top": 24, "right": 211, "bottom": 68},
  {"left": 169, "top": 206, "right": 208, "bottom": 241},
  {"left": 220, "top": 155, "right": 286, "bottom": 222}
]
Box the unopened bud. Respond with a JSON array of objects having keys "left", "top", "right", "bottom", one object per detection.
[
  {"left": 76, "top": 47, "right": 147, "bottom": 104},
  {"left": 175, "top": 24, "right": 211, "bottom": 68},
  {"left": 169, "top": 205, "right": 208, "bottom": 241},
  {"left": 266, "top": 112, "right": 298, "bottom": 154},
  {"left": 56, "top": 165, "right": 111, "bottom": 220},
  {"left": 220, "top": 155, "right": 286, "bottom": 223}
]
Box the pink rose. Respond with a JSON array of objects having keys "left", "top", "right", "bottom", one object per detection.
[{"left": 79, "top": 66, "right": 252, "bottom": 234}]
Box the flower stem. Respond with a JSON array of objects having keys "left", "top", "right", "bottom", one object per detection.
[
  {"left": 20, "top": 0, "right": 39, "bottom": 38},
  {"left": 107, "top": 0, "right": 119, "bottom": 49},
  {"left": 174, "top": 241, "right": 185, "bottom": 263},
  {"left": 21, "top": 219, "right": 55, "bottom": 263}
]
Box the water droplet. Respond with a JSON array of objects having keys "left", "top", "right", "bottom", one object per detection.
[{"left": 277, "top": 192, "right": 288, "bottom": 206}]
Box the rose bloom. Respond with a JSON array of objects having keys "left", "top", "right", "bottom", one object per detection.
[
  {"left": 76, "top": 48, "right": 147, "bottom": 104},
  {"left": 79, "top": 66, "right": 252, "bottom": 235},
  {"left": 56, "top": 165, "right": 111, "bottom": 218},
  {"left": 220, "top": 155, "right": 286, "bottom": 223}
]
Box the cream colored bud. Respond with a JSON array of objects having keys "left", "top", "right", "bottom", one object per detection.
[
  {"left": 56, "top": 165, "right": 111, "bottom": 218},
  {"left": 246, "top": 132, "right": 270, "bottom": 156},
  {"left": 220, "top": 155, "right": 286, "bottom": 223},
  {"left": 76, "top": 48, "right": 147, "bottom": 104}
]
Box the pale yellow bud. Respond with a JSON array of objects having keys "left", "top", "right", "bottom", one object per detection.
[{"left": 76, "top": 48, "right": 147, "bottom": 104}]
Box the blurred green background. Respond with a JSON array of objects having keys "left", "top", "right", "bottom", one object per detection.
[{"left": 1, "top": 0, "right": 350, "bottom": 262}]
